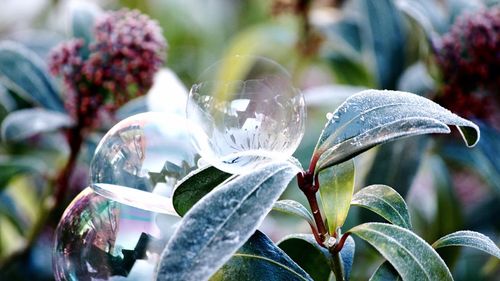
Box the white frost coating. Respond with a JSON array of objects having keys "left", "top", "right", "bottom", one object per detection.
[
  {"left": 155, "top": 161, "right": 300, "bottom": 281},
  {"left": 314, "top": 90, "right": 480, "bottom": 167},
  {"left": 432, "top": 230, "right": 500, "bottom": 258},
  {"left": 350, "top": 223, "right": 453, "bottom": 281},
  {"left": 147, "top": 68, "right": 189, "bottom": 117}
]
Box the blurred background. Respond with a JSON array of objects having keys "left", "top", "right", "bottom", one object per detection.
[{"left": 0, "top": 0, "right": 498, "bottom": 280}]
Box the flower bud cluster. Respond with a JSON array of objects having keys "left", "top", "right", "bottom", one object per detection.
[
  {"left": 49, "top": 9, "right": 166, "bottom": 128},
  {"left": 434, "top": 6, "right": 499, "bottom": 124}
]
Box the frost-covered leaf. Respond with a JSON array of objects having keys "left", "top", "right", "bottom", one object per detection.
[
  {"left": 0, "top": 41, "right": 64, "bottom": 112},
  {"left": 352, "top": 185, "right": 412, "bottom": 229},
  {"left": 1, "top": 108, "right": 73, "bottom": 141},
  {"left": 319, "top": 159, "right": 355, "bottom": 234},
  {"left": 212, "top": 230, "right": 312, "bottom": 281},
  {"left": 313, "top": 90, "right": 479, "bottom": 172},
  {"left": 272, "top": 200, "right": 315, "bottom": 231},
  {"left": 156, "top": 161, "right": 300, "bottom": 281},
  {"left": 278, "top": 234, "right": 356, "bottom": 281},
  {"left": 432, "top": 231, "right": 500, "bottom": 258},
  {"left": 173, "top": 165, "right": 233, "bottom": 216},
  {"left": 349, "top": 222, "right": 452, "bottom": 281},
  {"left": 370, "top": 262, "right": 402, "bottom": 281}
]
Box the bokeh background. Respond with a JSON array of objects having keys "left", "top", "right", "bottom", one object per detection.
[{"left": 0, "top": 0, "right": 498, "bottom": 280}]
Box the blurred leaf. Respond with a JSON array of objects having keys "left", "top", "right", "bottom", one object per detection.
[
  {"left": 115, "top": 96, "right": 149, "bottom": 120},
  {"left": 212, "top": 230, "right": 312, "bottom": 281},
  {"left": 0, "top": 41, "right": 64, "bottom": 112},
  {"left": 432, "top": 231, "right": 500, "bottom": 258},
  {"left": 173, "top": 165, "right": 233, "bottom": 216},
  {"left": 363, "top": 137, "right": 428, "bottom": 197},
  {"left": 156, "top": 161, "right": 300, "bottom": 281},
  {"left": 352, "top": 185, "right": 412, "bottom": 229},
  {"left": 71, "top": 2, "right": 98, "bottom": 56},
  {"left": 396, "top": 62, "right": 435, "bottom": 97},
  {"left": 441, "top": 123, "right": 500, "bottom": 194},
  {"left": 278, "top": 234, "right": 331, "bottom": 281},
  {"left": 319, "top": 159, "right": 355, "bottom": 234},
  {"left": 326, "top": 54, "right": 375, "bottom": 86},
  {"left": 313, "top": 90, "right": 479, "bottom": 172},
  {"left": 1, "top": 108, "right": 72, "bottom": 142},
  {"left": 272, "top": 200, "right": 315, "bottom": 231},
  {"left": 358, "top": 0, "right": 407, "bottom": 89},
  {"left": 396, "top": 0, "right": 448, "bottom": 35},
  {"left": 370, "top": 262, "right": 401, "bottom": 281},
  {"left": 349, "top": 223, "right": 452, "bottom": 281}
]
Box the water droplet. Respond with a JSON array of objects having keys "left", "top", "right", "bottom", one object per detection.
[{"left": 326, "top": 112, "right": 333, "bottom": 120}]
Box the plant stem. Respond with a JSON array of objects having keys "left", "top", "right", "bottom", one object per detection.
[
  {"left": 297, "top": 171, "right": 328, "bottom": 244},
  {"left": 330, "top": 249, "right": 345, "bottom": 281}
]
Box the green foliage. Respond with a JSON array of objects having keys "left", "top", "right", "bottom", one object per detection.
[
  {"left": 0, "top": 42, "right": 64, "bottom": 112},
  {"left": 212, "top": 231, "right": 312, "bottom": 281},
  {"left": 319, "top": 160, "right": 355, "bottom": 234},
  {"left": 351, "top": 185, "right": 412, "bottom": 229},
  {"left": 156, "top": 161, "right": 299, "bottom": 281},
  {"left": 312, "top": 90, "right": 479, "bottom": 172},
  {"left": 272, "top": 200, "right": 316, "bottom": 231},
  {"left": 173, "top": 165, "right": 232, "bottom": 216},
  {"left": 432, "top": 231, "right": 500, "bottom": 258},
  {"left": 1, "top": 109, "right": 73, "bottom": 142},
  {"left": 349, "top": 223, "right": 453, "bottom": 281},
  {"left": 370, "top": 262, "right": 401, "bottom": 281}
]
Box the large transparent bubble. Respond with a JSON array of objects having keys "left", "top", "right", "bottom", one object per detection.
[
  {"left": 54, "top": 112, "right": 199, "bottom": 280},
  {"left": 89, "top": 112, "right": 199, "bottom": 213},
  {"left": 187, "top": 55, "right": 306, "bottom": 174},
  {"left": 53, "top": 187, "right": 180, "bottom": 281}
]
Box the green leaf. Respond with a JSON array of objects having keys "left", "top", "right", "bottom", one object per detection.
[
  {"left": 319, "top": 159, "right": 355, "bottom": 234},
  {"left": 156, "top": 161, "right": 300, "bottom": 281},
  {"left": 351, "top": 185, "right": 412, "bottom": 229},
  {"left": 278, "top": 233, "right": 356, "bottom": 281},
  {"left": 313, "top": 90, "right": 480, "bottom": 172},
  {"left": 432, "top": 231, "right": 500, "bottom": 259},
  {"left": 211, "top": 231, "right": 312, "bottom": 281},
  {"left": 173, "top": 165, "right": 233, "bottom": 216},
  {"left": 278, "top": 234, "right": 331, "bottom": 281},
  {"left": 272, "top": 200, "right": 315, "bottom": 230},
  {"left": 0, "top": 41, "right": 64, "bottom": 112},
  {"left": 349, "top": 223, "right": 452, "bottom": 281},
  {"left": 71, "top": 2, "right": 99, "bottom": 58},
  {"left": 1, "top": 108, "right": 73, "bottom": 142},
  {"left": 359, "top": 0, "right": 407, "bottom": 89},
  {"left": 370, "top": 262, "right": 402, "bottom": 281}
]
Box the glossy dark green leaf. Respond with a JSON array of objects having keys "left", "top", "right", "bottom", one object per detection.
[
  {"left": 272, "top": 200, "right": 315, "bottom": 230},
  {"left": 1, "top": 108, "right": 73, "bottom": 142},
  {"left": 211, "top": 231, "right": 312, "bottom": 281},
  {"left": 432, "top": 231, "right": 500, "bottom": 259},
  {"left": 319, "top": 160, "right": 355, "bottom": 234},
  {"left": 278, "top": 233, "right": 356, "bottom": 281},
  {"left": 173, "top": 165, "right": 233, "bottom": 216},
  {"left": 156, "top": 161, "right": 300, "bottom": 281},
  {"left": 277, "top": 234, "right": 331, "bottom": 281},
  {"left": 313, "top": 90, "right": 479, "bottom": 172},
  {"left": 351, "top": 185, "right": 412, "bottom": 229},
  {"left": 349, "top": 223, "right": 452, "bottom": 281},
  {"left": 0, "top": 41, "right": 64, "bottom": 112},
  {"left": 359, "top": 0, "right": 407, "bottom": 89},
  {"left": 370, "top": 262, "right": 402, "bottom": 281}
]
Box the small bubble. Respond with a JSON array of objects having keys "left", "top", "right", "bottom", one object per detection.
[{"left": 326, "top": 112, "right": 334, "bottom": 120}]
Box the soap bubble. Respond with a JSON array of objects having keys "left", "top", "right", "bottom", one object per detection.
[
  {"left": 187, "top": 55, "right": 306, "bottom": 174},
  {"left": 53, "top": 187, "right": 180, "bottom": 281},
  {"left": 54, "top": 112, "right": 200, "bottom": 280},
  {"left": 89, "top": 112, "right": 199, "bottom": 212}
]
